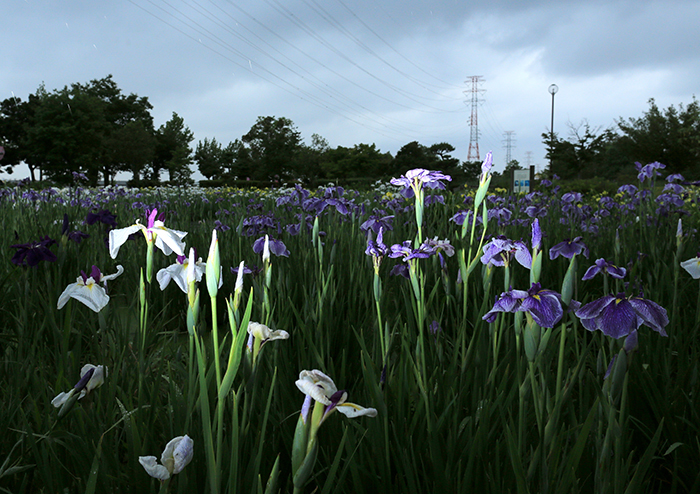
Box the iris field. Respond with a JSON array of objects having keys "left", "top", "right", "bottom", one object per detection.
[{"left": 1, "top": 157, "right": 700, "bottom": 493}]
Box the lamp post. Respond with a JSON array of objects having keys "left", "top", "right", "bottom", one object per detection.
[{"left": 548, "top": 84, "right": 558, "bottom": 170}]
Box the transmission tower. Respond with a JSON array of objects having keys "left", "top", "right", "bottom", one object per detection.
[
  {"left": 502, "top": 131, "right": 516, "bottom": 165},
  {"left": 464, "top": 76, "right": 485, "bottom": 161}
]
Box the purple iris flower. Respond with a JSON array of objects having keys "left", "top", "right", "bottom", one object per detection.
[
  {"left": 253, "top": 236, "right": 290, "bottom": 257},
  {"left": 390, "top": 169, "right": 452, "bottom": 197},
  {"left": 86, "top": 209, "right": 118, "bottom": 229},
  {"left": 617, "top": 184, "right": 638, "bottom": 196},
  {"left": 231, "top": 264, "right": 262, "bottom": 278},
  {"left": 549, "top": 237, "right": 589, "bottom": 260},
  {"left": 365, "top": 227, "right": 389, "bottom": 258},
  {"left": 582, "top": 258, "right": 627, "bottom": 280},
  {"left": 214, "top": 220, "right": 230, "bottom": 232},
  {"left": 666, "top": 173, "right": 685, "bottom": 183},
  {"left": 11, "top": 236, "right": 57, "bottom": 267},
  {"left": 389, "top": 263, "right": 410, "bottom": 278},
  {"left": 483, "top": 282, "right": 563, "bottom": 328},
  {"left": 531, "top": 219, "right": 542, "bottom": 251},
  {"left": 360, "top": 212, "right": 394, "bottom": 234},
  {"left": 481, "top": 236, "right": 532, "bottom": 268},
  {"left": 574, "top": 293, "right": 668, "bottom": 339},
  {"left": 388, "top": 240, "right": 436, "bottom": 262},
  {"left": 637, "top": 161, "right": 666, "bottom": 182},
  {"left": 61, "top": 214, "right": 89, "bottom": 244}
]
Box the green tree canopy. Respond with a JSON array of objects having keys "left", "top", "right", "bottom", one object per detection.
[
  {"left": 240, "top": 116, "right": 302, "bottom": 181},
  {"left": 151, "top": 112, "right": 194, "bottom": 185}
]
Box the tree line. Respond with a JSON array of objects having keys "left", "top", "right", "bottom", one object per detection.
[
  {"left": 544, "top": 97, "right": 700, "bottom": 182},
  {"left": 1, "top": 75, "right": 696, "bottom": 187},
  {"left": 0, "top": 76, "right": 475, "bottom": 187}
]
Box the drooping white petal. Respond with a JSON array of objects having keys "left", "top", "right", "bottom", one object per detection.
[
  {"left": 152, "top": 225, "right": 187, "bottom": 256},
  {"left": 336, "top": 402, "right": 378, "bottom": 419},
  {"left": 100, "top": 265, "right": 124, "bottom": 283},
  {"left": 109, "top": 224, "right": 143, "bottom": 259},
  {"left": 57, "top": 282, "right": 81, "bottom": 310},
  {"left": 681, "top": 257, "right": 700, "bottom": 279},
  {"left": 139, "top": 456, "right": 171, "bottom": 480},
  {"left": 51, "top": 390, "right": 72, "bottom": 408}
]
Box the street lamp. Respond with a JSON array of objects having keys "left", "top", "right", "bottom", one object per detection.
[{"left": 548, "top": 84, "right": 558, "bottom": 170}]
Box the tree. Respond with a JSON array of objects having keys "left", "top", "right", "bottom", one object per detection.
[
  {"left": 240, "top": 116, "right": 302, "bottom": 181},
  {"left": 543, "top": 121, "right": 621, "bottom": 180},
  {"left": 0, "top": 94, "right": 40, "bottom": 177},
  {"left": 152, "top": 112, "right": 194, "bottom": 185},
  {"left": 617, "top": 98, "right": 700, "bottom": 176},
  {"left": 391, "top": 141, "right": 438, "bottom": 176},
  {"left": 195, "top": 137, "right": 223, "bottom": 180},
  {"left": 14, "top": 76, "right": 154, "bottom": 185},
  {"left": 320, "top": 143, "right": 392, "bottom": 180}
]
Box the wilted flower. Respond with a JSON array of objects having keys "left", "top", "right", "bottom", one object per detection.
[
  {"left": 582, "top": 258, "right": 627, "bottom": 280},
  {"left": 51, "top": 364, "right": 106, "bottom": 408},
  {"left": 139, "top": 435, "right": 194, "bottom": 481},
  {"left": 57, "top": 265, "right": 124, "bottom": 312},
  {"left": 247, "top": 321, "right": 289, "bottom": 351},
  {"left": 549, "top": 237, "right": 589, "bottom": 260},
  {"left": 10, "top": 236, "right": 57, "bottom": 267},
  {"left": 295, "top": 370, "right": 377, "bottom": 424},
  {"left": 575, "top": 293, "right": 668, "bottom": 339},
  {"left": 109, "top": 208, "right": 187, "bottom": 259},
  {"left": 483, "top": 282, "right": 563, "bottom": 328}
]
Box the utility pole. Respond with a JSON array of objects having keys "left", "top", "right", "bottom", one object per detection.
[
  {"left": 502, "top": 131, "right": 516, "bottom": 166},
  {"left": 465, "top": 76, "right": 485, "bottom": 162}
]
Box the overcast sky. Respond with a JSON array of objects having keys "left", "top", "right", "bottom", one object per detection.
[{"left": 2, "top": 0, "right": 698, "bottom": 180}]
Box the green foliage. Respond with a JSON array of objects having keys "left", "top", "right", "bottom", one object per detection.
[
  {"left": 0, "top": 176, "right": 697, "bottom": 493},
  {"left": 545, "top": 98, "right": 700, "bottom": 181}
]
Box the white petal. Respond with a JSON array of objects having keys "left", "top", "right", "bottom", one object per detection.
[
  {"left": 248, "top": 322, "right": 271, "bottom": 340},
  {"left": 336, "top": 402, "right": 378, "bottom": 419},
  {"left": 153, "top": 227, "right": 187, "bottom": 256},
  {"left": 51, "top": 391, "right": 71, "bottom": 408},
  {"left": 157, "top": 263, "right": 189, "bottom": 293},
  {"left": 57, "top": 282, "right": 80, "bottom": 310},
  {"left": 235, "top": 261, "right": 245, "bottom": 293},
  {"left": 296, "top": 378, "right": 332, "bottom": 405},
  {"left": 139, "top": 456, "right": 170, "bottom": 480},
  {"left": 681, "top": 258, "right": 700, "bottom": 279},
  {"left": 68, "top": 284, "right": 110, "bottom": 312},
  {"left": 267, "top": 329, "right": 289, "bottom": 341},
  {"left": 156, "top": 266, "right": 175, "bottom": 291},
  {"left": 298, "top": 370, "right": 337, "bottom": 395},
  {"left": 84, "top": 365, "right": 106, "bottom": 393},
  {"left": 109, "top": 225, "right": 142, "bottom": 259},
  {"left": 100, "top": 265, "right": 124, "bottom": 283},
  {"left": 186, "top": 248, "right": 196, "bottom": 284},
  {"left": 172, "top": 435, "right": 194, "bottom": 474}
]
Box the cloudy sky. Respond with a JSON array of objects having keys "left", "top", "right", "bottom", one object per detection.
[{"left": 2, "top": 0, "right": 698, "bottom": 180}]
